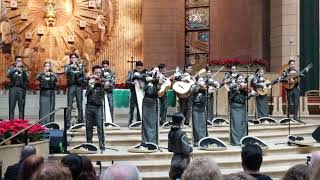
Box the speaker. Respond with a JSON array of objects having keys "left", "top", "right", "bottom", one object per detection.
[
  {"left": 312, "top": 126, "right": 320, "bottom": 142},
  {"left": 46, "top": 130, "right": 64, "bottom": 154}
]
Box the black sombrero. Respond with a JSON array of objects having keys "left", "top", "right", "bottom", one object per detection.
[
  {"left": 43, "top": 122, "right": 61, "bottom": 130},
  {"left": 212, "top": 117, "right": 230, "bottom": 126},
  {"left": 198, "top": 137, "right": 227, "bottom": 151},
  {"left": 69, "top": 123, "right": 86, "bottom": 132},
  {"left": 248, "top": 119, "right": 260, "bottom": 125},
  {"left": 104, "top": 122, "right": 121, "bottom": 130},
  {"left": 279, "top": 118, "right": 300, "bottom": 125},
  {"left": 240, "top": 136, "right": 268, "bottom": 148},
  {"left": 129, "top": 121, "right": 141, "bottom": 130},
  {"left": 128, "top": 142, "right": 158, "bottom": 153},
  {"left": 258, "top": 117, "right": 278, "bottom": 125},
  {"left": 68, "top": 143, "right": 98, "bottom": 154},
  {"left": 287, "top": 135, "right": 313, "bottom": 146}
]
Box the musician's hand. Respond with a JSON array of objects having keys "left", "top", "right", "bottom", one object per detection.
[
  {"left": 250, "top": 90, "right": 256, "bottom": 96},
  {"left": 289, "top": 79, "right": 295, "bottom": 83}
]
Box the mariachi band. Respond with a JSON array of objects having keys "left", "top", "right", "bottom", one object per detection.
[{"left": 7, "top": 55, "right": 311, "bottom": 150}]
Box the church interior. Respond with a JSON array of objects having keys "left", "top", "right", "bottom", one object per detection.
[{"left": 0, "top": 0, "right": 320, "bottom": 179}]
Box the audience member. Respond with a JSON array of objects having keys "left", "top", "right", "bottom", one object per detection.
[
  {"left": 99, "top": 164, "right": 141, "bottom": 180},
  {"left": 282, "top": 164, "right": 311, "bottom": 180},
  {"left": 78, "top": 156, "right": 98, "bottom": 180},
  {"left": 4, "top": 145, "right": 36, "bottom": 180},
  {"left": 61, "top": 154, "right": 83, "bottom": 180},
  {"left": 31, "top": 162, "right": 72, "bottom": 180},
  {"left": 181, "top": 158, "right": 222, "bottom": 180},
  {"left": 241, "top": 144, "right": 272, "bottom": 180},
  {"left": 224, "top": 172, "right": 255, "bottom": 180},
  {"left": 168, "top": 112, "right": 193, "bottom": 180},
  {"left": 18, "top": 155, "right": 44, "bottom": 180},
  {"left": 310, "top": 151, "right": 320, "bottom": 169}
]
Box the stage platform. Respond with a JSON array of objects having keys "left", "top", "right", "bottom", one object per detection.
[{"left": 48, "top": 121, "right": 320, "bottom": 179}]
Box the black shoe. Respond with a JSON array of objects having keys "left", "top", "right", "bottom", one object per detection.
[{"left": 100, "top": 146, "right": 106, "bottom": 152}]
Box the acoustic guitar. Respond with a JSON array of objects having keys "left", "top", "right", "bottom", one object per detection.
[
  {"left": 282, "top": 64, "right": 312, "bottom": 90},
  {"left": 255, "top": 77, "right": 280, "bottom": 96}
]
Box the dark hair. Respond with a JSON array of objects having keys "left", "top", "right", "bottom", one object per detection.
[
  {"left": 241, "top": 144, "right": 263, "bottom": 171},
  {"left": 92, "top": 65, "right": 102, "bottom": 73},
  {"left": 171, "top": 112, "right": 184, "bottom": 125},
  {"left": 283, "top": 164, "right": 311, "bottom": 180},
  {"left": 18, "top": 155, "right": 44, "bottom": 180},
  {"left": 236, "top": 74, "right": 244, "bottom": 79},
  {"left": 184, "top": 64, "right": 192, "bottom": 71},
  {"left": 61, "top": 154, "right": 83, "bottom": 180},
  {"left": 20, "top": 145, "right": 36, "bottom": 161},
  {"left": 78, "top": 156, "right": 98, "bottom": 180},
  {"left": 31, "top": 162, "right": 72, "bottom": 180},
  {"left": 135, "top": 61, "right": 143, "bottom": 67},
  {"left": 169, "top": 156, "right": 190, "bottom": 180},
  {"left": 288, "top": 59, "right": 295, "bottom": 65},
  {"left": 158, "top": 64, "right": 166, "bottom": 70},
  {"left": 102, "top": 60, "right": 109, "bottom": 66},
  {"left": 15, "top": 56, "right": 23, "bottom": 61},
  {"left": 69, "top": 53, "right": 79, "bottom": 59}
]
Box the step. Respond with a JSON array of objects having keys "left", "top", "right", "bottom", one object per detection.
[
  {"left": 49, "top": 143, "right": 320, "bottom": 162},
  {"left": 68, "top": 124, "right": 318, "bottom": 137}
]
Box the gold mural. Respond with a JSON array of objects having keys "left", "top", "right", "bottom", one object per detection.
[{"left": 0, "top": 0, "right": 143, "bottom": 88}]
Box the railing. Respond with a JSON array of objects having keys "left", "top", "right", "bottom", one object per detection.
[{"left": 0, "top": 107, "right": 70, "bottom": 152}]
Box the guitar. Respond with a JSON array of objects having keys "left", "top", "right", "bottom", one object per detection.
[
  {"left": 282, "top": 63, "right": 313, "bottom": 90},
  {"left": 255, "top": 77, "right": 281, "bottom": 96}
]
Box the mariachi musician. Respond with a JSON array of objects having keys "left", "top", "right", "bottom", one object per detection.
[
  {"left": 251, "top": 68, "right": 269, "bottom": 118},
  {"left": 7, "top": 56, "right": 29, "bottom": 120},
  {"left": 204, "top": 68, "right": 220, "bottom": 121},
  {"left": 280, "top": 59, "right": 311, "bottom": 121},
  {"left": 223, "top": 65, "right": 238, "bottom": 90},
  {"left": 65, "top": 53, "right": 86, "bottom": 128},
  {"left": 85, "top": 65, "right": 107, "bottom": 151},
  {"left": 191, "top": 76, "right": 208, "bottom": 147},
  {"left": 36, "top": 62, "right": 58, "bottom": 124},
  {"left": 174, "top": 64, "right": 194, "bottom": 125},
  {"left": 157, "top": 63, "right": 168, "bottom": 126},
  {"left": 101, "top": 60, "right": 116, "bottom": 122},
  {"left": 125, "top": 61, "right": 148, "bottom": 126},
  {"left": 229, "top": 74, "right": 256, "bottom": 145},
  {"left": 141, "top": 67, "right": 160, "bottom": 145}
]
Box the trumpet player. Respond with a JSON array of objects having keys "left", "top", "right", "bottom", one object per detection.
[
  {"left": 86, "top": 65, "right": 106, "bottom": 151},
  {"left": 65, "top": 53, "right": 86, "bottom": 128},
  {"left": 36, "top": 62, "right": 58, "bottom": 124},
  {"left": 102, "top": 60, "right": 116, "bottom": 122},
  {"left": 229, "top": 74, "right": 256, "bottom": 145},
  {"left": 191, "top": 77, "right": 208, "bottom": 147},
  {"left": 7, "top": 56, "right": 29, "bottom": 120},
  {"left": 141, "top": 67, "right": 160, "bottom": 145}
]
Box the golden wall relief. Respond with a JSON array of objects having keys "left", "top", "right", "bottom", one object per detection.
[{"left": 0, "top": 0, "right": 143, "bottom": 88}]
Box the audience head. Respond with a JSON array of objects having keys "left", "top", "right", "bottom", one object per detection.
[
  {"left": 241, "top": 144, "right": 263, "bottom": 172},
  {"left": 169, "top": 157, "right": 189, "bottom": 180},
  {"left": 181, "top": 158, "right": 222, "bottom": 180},
  {"left": 61, "top": 154, "right": 83, "bottom": 180},
  {"left": 20, "top": 145, "right": 37, "bottom": 162},
  {"left": 31, "top": 162, "right": 73, "bottom": 180},
  {"left": 171, "top": 112, "right": 184, "bottom": 127},
  {"left": 282, "top": 164, "right": 311, "bottom": 180},
  {"left": 99, "top": 164, "right": 141, "bottom": 180},
  {"left": 18, "top": 155, "right": 44, "bottom": 180},
  {"left": 224, "top": 172, "right": 255, "bottom": 180},
  {"left": 310, "top": 151, "right": 320, "bottom": 169},
  {"left": 78, "top": 156, "right": 97, "bottom": 180}
]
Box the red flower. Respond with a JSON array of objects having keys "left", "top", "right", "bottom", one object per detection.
[{"left": 29, "top": 124, "right": 46, "bottom": 134}]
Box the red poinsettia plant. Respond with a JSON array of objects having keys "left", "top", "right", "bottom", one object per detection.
[
  {"left": 115, "top": 83, "right": 127, "bottom": 89},
  {"left": 0, "top": 119, "right": 47, "bottom": 145},
  {"left": 208, "top": 58, "right": 269, "bottom": 67}
]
